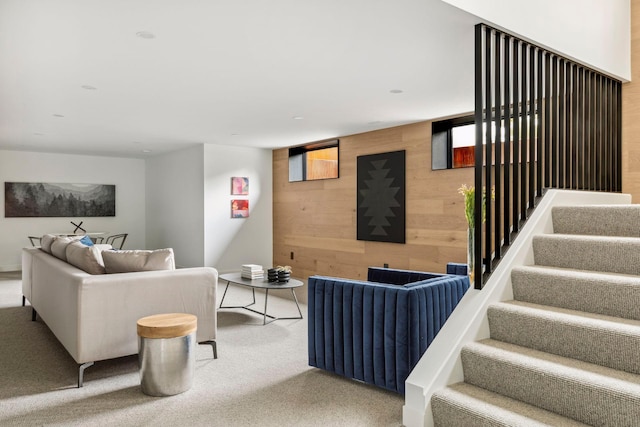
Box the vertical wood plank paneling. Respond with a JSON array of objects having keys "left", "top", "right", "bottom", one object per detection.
[{"left": 273, "top": 122, "right": 474, "bottom": 302}]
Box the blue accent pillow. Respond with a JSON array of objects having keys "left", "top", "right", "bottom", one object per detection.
[{"left": 79, "top": 235, "right": 94, "bottom": 246}]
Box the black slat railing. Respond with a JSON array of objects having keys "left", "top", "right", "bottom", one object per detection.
[{"left": 473, "top": 24, "right": 622, "bottom": 289}]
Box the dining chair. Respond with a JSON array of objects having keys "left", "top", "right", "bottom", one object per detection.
[
  {"left": 28, "top": 236, "right": 42, "bottom": 247},
  {"left": 105, "top": 233, "right": 128, "bottom": 250}
]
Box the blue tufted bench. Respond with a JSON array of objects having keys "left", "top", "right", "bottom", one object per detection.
[{"left": 307, "top": 266, "right": 470, "bottom": 394}]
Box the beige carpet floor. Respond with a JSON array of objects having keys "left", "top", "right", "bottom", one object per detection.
[{"left": 0, "top": 271, "right": 403, "bottom": 427}]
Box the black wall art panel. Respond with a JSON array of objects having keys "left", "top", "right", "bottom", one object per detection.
[
  {"left": 357, "top": 150, "right": 405, "bottom": 243},
  {"left": 5, "top": 182, "right": 116, "bottom": 217}
]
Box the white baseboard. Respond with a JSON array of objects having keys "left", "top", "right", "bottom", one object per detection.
[{"left": 0, "top": 264, "right": 21, "bottom": 272}]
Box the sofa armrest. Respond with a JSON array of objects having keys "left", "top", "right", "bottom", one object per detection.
[
  {"left": 308, "top": 275, "right": 412, "bottom": 394},
  {"left": 21, "top": 248, "right": 38, "bottom": 303},
  {"left": 74, "top": 268, "right": 217, "bottom": 363},
  {"left": 402, "top": 275, "right": 470, "bottom": 365},
  {"left": 307, "top": 273, "right": 470, "bottom": 395}
]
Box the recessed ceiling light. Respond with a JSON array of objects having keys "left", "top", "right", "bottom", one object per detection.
[
  {"left": 53, "top": 114, "right": 65, "bottom": 118},
  {"left": 142, "top": 149, "right": 152, "bottom": 153},
  {"left": 390, "top": 89, "right": 403, "bottom": 94},
  {"left": 292, "top": 116, "right": 304, "bottom": 120},
  {"left": 81, "top": 85, "right": 97, "bottom": 90},
  {"left": 136, "top": 31, "right": 156, "bottom": 39}
]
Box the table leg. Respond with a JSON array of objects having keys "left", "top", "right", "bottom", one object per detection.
[
  {"left": 263, "top": 289, "right": 269, "bottom": 325},
  {"left": 291, "top": 289, "right": 303, "bottom": 318},
  {"left": 219, "top": 280, "right": 257, "bottom": 310},
  {"left": 218, "top": 281, "right": 231, "bottom": 308}
]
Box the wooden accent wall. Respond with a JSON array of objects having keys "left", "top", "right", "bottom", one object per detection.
[
  {"left": 623, "top": 0, "right": 640, "bottom": 201},
  {"left": 273, "top": 121, "right": 473, "bottom": 301}
]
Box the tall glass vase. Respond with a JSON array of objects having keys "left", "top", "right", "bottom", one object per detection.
[{"left": 467, "top": 227, "right": 475, "bottom": 285}]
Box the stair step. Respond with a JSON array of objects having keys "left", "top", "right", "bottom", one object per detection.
[
  {"left": 432, "top": 382, "right": 589, "bottom": 427},
  {"left": 532, "top": 234, "right": 640, "bottom": 275},
  {"left": 512, "top": 266, "right": 640, "bottom": 320},
  {"left": 488, "top": 300, "right": 640, "bottom": 374},
  {"left": 552, "top": 205, "right": 640, "bottom": 238},
  {"left": 461, "top": 339, "right": 640, "bottom": 426}
]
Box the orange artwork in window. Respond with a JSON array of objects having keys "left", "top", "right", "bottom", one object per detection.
[
  {"left": 453, "top": 146, "right": 475, "bottom": 168},
  {"left": 306, "top": 147, "right": 338, "bottom": 180}
]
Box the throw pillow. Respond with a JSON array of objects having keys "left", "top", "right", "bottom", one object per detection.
[
  {"left": 79, "top": 235, "right": 94, "bottom": 246},
  {"left": 65, "top": 241, "right": 106, "bottom": 275},
  {"left": 40, "top": 234, "right": 57, "bottom": 254},
  {"left": 50, "top": 235, "right": 83, "bottom": 261},
  {"left": 102, "top": 248, "right": 175, "bottom": 274}
]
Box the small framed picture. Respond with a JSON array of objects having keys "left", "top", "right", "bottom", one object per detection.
[
  {"left": 231, "top": 177, "right": 249, "bottom": 195},
  {"left": 231, "top": 199, "right": 249, "bottom": 218}
]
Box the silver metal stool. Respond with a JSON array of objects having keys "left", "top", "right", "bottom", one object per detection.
[{"left": 137, "top": 313, "right": 197, "bottom": 396}]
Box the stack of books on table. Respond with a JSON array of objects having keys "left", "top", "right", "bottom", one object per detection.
[{"left": 241, "top": 264, "right": 264, "bottom": 280}]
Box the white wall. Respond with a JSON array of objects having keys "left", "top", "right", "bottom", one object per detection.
[
  {"left": 145, "top": 145, "right": 205, "bottom": 268},
  {"left": 442, "top": 0, "right": 631, "bottom": 81},
  {"left": 203, "top": 144, "right": 273, "bottom": 273},
  {"left": 145, "top": 143, "right": 272, "bottom": 271},
  {"left": 0, "top": 150, "right": 145, "bottom": 271}
]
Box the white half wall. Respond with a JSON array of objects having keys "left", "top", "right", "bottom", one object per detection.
[
  {"left": 203, "top": 144, "right": 273, "bottom": 273},
  {"left": 145, "top": 145, "right": 205, "bottom": 268},
  {"left": 0, "top": 149, "right": 145, "bottom": 271},
  {"left": 442, "top": 0, "right": 631, "bottom": 81}
]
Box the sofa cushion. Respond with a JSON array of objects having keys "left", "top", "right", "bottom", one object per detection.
[
  {"left": 94, "top": 244, "right": 113, "bottom": 251},
  {"left": 40, "top": 234, "right": 57, "bottom": 253},
  {"left": 66, "top": 241, "right": 106, "bottom": 275},
  {"left": 102, "top": 248, "right": 175, "bottom": 274},
  {"left": 50, "top": 236, "right": 83, "bottom": 261}
]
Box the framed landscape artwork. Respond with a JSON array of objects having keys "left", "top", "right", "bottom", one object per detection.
[
  {"left": 356, "top": 150, "right": 405, "bottom": 243},
  {"left": 4, "top": 182, "right": 116, "bottom": 217}
]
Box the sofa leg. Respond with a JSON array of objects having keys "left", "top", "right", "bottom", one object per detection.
[
  {"left": 22, "top": 295, "right": 25, "bottom": 306},
  {"left": 200, "top": 340, "right": 217, "bottom": 359},
  {"left": 31, "top": 308, "right": 37, "bottom": 321},
  {"left": 78, "top": 362, "right": 94, "bottom": 388}
]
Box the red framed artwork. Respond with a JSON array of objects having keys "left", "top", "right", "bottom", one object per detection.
[{"left": 231, "top": 199, "right": 249, "bottom": 218}]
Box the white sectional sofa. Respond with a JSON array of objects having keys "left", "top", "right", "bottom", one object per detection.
[{"left": 22, "top": 243, "right": 218, "bottom": 387}]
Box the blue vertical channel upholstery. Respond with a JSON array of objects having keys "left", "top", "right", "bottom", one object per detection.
[{"left": 307, "top": 267, "right": 470, "bottom": 395}]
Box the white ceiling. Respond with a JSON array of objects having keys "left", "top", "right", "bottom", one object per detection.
[{"left": 0, "top": 0, "right": 479, "bottom": 159}]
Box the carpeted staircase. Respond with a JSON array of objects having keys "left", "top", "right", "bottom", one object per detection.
[{"left": 431, "top": 205, "right": 640, "bottom": 426}]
